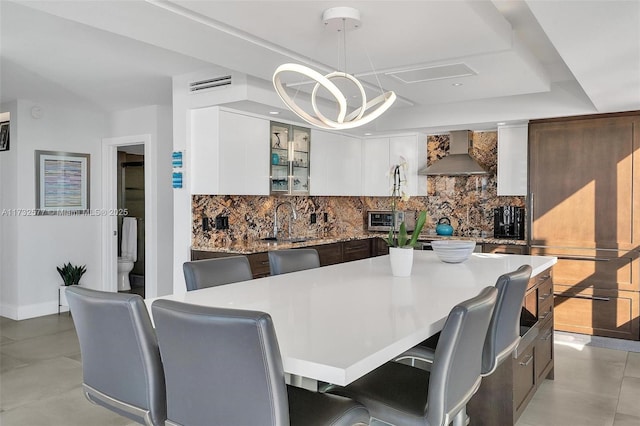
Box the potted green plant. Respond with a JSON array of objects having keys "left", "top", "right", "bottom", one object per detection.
[
  {"left": 384, "top": 157, "right": 427, "bottom": 276},
  {"left": 57, "top": 262, "right": 86, "bottom": 311}
]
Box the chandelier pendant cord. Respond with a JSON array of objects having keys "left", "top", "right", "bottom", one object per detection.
[{"left": 364, "top": 44, "right": 385, "bottom": 96}]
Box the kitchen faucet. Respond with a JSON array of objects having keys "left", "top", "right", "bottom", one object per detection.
[{"left": 274, "top": 201, "right": 297, "bottom": 239}]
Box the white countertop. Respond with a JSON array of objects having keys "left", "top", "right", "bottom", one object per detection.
[{"left": 146, "top": 251, "right": 556, "bottom": 386}]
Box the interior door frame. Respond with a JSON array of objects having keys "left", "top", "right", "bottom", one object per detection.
[{"left": 101, "top": 134, "right": 156, "bottom": 295}]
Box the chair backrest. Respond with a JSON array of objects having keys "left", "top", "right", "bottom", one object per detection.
[
  {"left": 426, "top": 286, "right": 497, "bottom": 426},
  {"left": 482, "top": 264, "right": 532, "bottom": 375},
  {"left": 65, "top": 286, "right": 166, "bottom": 426},
  {"left": 268, "top": 248, "right": 320, "bottom": 275},
  {"left": 152, "top": 300, "right": 290, "bottom": 426},
  {"left": 183, "top": 255, "right": 253, "bottom": 291}
]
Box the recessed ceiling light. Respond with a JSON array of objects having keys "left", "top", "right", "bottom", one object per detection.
[
  {"left": 364, "top": 132, "right": 373, "bottom": 136},
  {"left": 269, "top": 111, "right": 280, "bottom": 115},
  {"left": 452, "top": 83, "right": 463, "bottom": 87},
  {"left": 497, "top": 122, "right": 506, "bottom": 126}
]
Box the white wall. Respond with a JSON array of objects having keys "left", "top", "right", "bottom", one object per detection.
[
  {"left": 0, "top": 102, "right": 19, "bottom": 317},
  {"left": 0, "top": 101, "right": 174, "bottom": 319},
  {"left": 107, "top": 105, "right": 173, "bottom": 297},
  {"left": 0, "top": 99, "right": 105, "bottom": 319}
]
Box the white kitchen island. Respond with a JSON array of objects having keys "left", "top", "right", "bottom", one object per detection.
[{"left": 147, "top": 251, "right": 556, "bottom": 388}]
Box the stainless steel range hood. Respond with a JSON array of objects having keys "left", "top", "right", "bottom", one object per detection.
[{"left": 418, "top": 130, "right": 488, "bottom": 175}]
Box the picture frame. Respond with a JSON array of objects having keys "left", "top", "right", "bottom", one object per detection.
[
  {"left": 35, "top": 150, "right": 90, "bottom": 213},
  {"left": 0, "top": 121, "right": 9, "bottom": 152}
]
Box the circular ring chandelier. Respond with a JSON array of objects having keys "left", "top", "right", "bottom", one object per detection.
[{"left": 272, "top": 7, "right": 396, "bottom": 130}]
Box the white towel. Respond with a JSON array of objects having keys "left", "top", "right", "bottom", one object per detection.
[{"left": 121, "top": 217, "right": 137, "bottom": 262}]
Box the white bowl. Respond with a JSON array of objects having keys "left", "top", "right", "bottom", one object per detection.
[{"left": 431, "top": 240, "right": 476, "bottom": 263}]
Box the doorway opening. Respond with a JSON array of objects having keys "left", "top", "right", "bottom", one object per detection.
[
  {"left": 117, "top": 145, "right": 145, "bottom": 297},
  {"left": 101, "top": 134, "right": 156, "bottom": 298}
]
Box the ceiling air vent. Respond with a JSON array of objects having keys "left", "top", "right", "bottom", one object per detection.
[
  {"left": 189, "top": 75, "right": 232, "bottom": 92},
  {"left": 386, "top": 63, "right": 476, "bottom": 84}
]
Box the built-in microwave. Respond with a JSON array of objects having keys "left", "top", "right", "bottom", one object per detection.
[{"left": 367, "top": 211, "right": 415, "bottom": 232}]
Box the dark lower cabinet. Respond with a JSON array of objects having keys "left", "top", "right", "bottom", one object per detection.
[
  {"left": 468, "top": 267, "right": 554, "bottom": 426},
  {"left": 314, "top": 242, "right": 343, "bottom": 266},
  {"left": 482, "top": 243, "right": 527, "bottom": 255},
  {"left": 342, "top": 239, "right": 371, "bottom": 262},
  {"left": 191, "top": 237, "right": 379, "bottom": 277},
  {"left": 371, "top": 237, "right": 389, "bottom": 256}
]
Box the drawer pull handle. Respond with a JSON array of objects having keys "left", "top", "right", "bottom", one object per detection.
[
  {"left": 554, "top": 293, "right": 611, "bottom": 302},
  {"left": 261, "top": 261, "right": 270, "bottom": 265},
  {"left": 557, "top": 255, "right": 611, "bottom": 262},
  {"left": 519, "top": 354, "right": 534, "bottom": 367},
  {"left": 539, "top": 311, "right": 551, "bottom": 320},
  {"left": 539, "top": 292, "right": 552, "bottom": 301}
]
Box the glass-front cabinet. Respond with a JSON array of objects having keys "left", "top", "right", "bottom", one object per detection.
[{"left": 270, "top": 121, "right": 310, "bottom": 195}]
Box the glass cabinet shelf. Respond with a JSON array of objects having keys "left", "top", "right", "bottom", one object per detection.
[{"left": 270, "top": 121, "right": 310, "bottom": 195}]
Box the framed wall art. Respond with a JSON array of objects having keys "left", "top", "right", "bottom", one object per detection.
[
  {"left": 0, "top": 121, "right": 9, "bottom": 151},
  {"left": 35, "top": 150, "right": 90, "bottom": 213}
]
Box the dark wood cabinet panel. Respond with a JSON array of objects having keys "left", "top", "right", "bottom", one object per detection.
[
  {"left": 482, "top": 244, "right": 527, "bottom": 255},
  {"left": 371, "top": 237, "right": 389, "bottom": 256},
  {"left": 513, "top": 343, "right": 536, "bottom": 418},
  {"left": 314, "top": 242, "right": 343, "bottom": 266},
  {"left": 535, "top": 318, "right": 554, "bottom": 383},
  {"left": 342, "top": 239, "right": 371, "bottom": 262},
  {"left": 529, "top": 115, "right": 640, "bottom": 250},
  {"left": 553, "top": 285, "right": 640, "bottom": 340},
  {"left": 247, "top": 252, "right": 270, "bottom": 278}
]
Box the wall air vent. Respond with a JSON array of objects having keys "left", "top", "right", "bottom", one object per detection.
[
  {"left": 189, "top": 75, "right": 232, "bottom": 92},
  {"left": 386, "top": 63, "right": 476, "bottom": 84}
]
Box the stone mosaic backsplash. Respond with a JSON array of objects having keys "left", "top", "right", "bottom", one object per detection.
[{"left": 192, "top": 131, "right": 525, "bottom": 248}]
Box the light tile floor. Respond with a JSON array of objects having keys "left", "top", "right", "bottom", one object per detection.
[{"left": 1, "top": 313, "right": 639, "bottom": 426}]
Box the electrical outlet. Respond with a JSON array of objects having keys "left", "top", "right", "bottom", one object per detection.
[
  {"left": 215, "top": 215, "right": 229, "bottom": 230},
  {"left": 324, "top": 212, "right": 328, "bottom": 222},
  {"left": 310, "top": 213, "right": 317, "bottom": 224}
]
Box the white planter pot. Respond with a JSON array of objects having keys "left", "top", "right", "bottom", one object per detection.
[{"left": 389, "top": 247, "right": 414, "bottom": 277}]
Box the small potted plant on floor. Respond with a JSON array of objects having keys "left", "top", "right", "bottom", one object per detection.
[{"left": 57, "top": 262, "right": 86, "bottom": 310}]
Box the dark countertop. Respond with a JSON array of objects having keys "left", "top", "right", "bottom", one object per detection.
[{"left": 191, "top": 232, "right": 526, "bottom": 254}]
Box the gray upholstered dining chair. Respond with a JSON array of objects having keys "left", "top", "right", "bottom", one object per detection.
[
  {"left": 183, "top": 255, "right": 253, "bottom": 291},
  {"left": 268, "top": 248, "right": 320, "bottom": 275},
  {"left": 65, "top": 287, "right": 166, "bottom": 426},
  {"left": 151, "top": 299, "right": 370, "bottom": 426},
  {"left": 326, "top": 286, "right": 498, "bottom": 426},
  {"left": 396, "top": 264, "right": 532, "bottom": 377}
]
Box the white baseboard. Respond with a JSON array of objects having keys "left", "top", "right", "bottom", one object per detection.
[{"left": 0, "top": 301, "right": 66, "bottom": 320}]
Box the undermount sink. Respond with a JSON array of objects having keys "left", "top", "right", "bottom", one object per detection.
[{"left": 261, "top": 237, "right": 313, "bottom": 243}]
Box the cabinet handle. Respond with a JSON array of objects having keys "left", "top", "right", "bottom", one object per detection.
[
  {"left": 537, "top": 274, "right": 551, "bottom": 282},
  {"left": 540, "top": 330, "right": 553, "bottom": 341},
  {"left": 261, "top": 261, "right": 270, "bottom": 265},
  {"left": 519, "top": 354, "right": 534, "bottom": 367},
  {"left": 539, "top": 292, "right": 552, "bottom": 301},
  {"left": 557, "top": 255, "right": 611, "bottom": 262},
  {"left": 539, "top": 311, "right": 551, "bottom": 321},
  {"left": 554, "top": 293, "right": 611, "bottom": 302}
]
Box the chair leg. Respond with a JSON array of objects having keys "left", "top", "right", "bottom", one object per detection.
[{"left": 452, "top": 407, "right": 468, "bottom": 426}]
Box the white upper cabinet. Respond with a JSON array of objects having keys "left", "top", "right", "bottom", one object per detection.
[
  {"left": 497, "top": 124, "right": 528, "bottom": 196},
  {"left": 310, "top": 129, "right": 362, "bottom": 195},
  {"left": 362, "top": 134, "right": 427, "bottom": 196},
  {"left": 190, "top": 107, "right": 269, "bottom": 195}
]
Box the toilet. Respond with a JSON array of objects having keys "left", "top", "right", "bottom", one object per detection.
[{"left": 118, "top": 217, "right": 137, "bottom": 291}]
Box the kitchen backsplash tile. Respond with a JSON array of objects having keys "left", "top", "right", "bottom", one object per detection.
[{"left": 192, "top": 131, "right": 525, "bottom": 248}]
